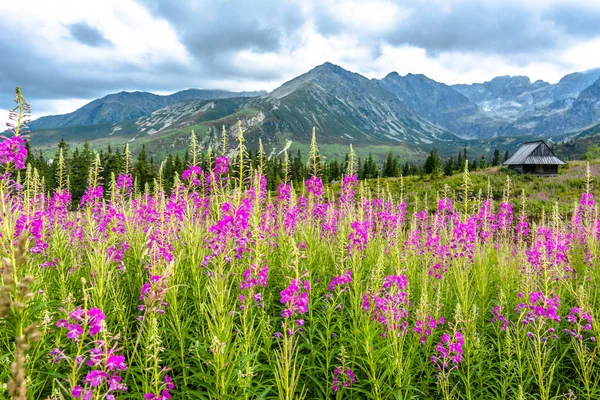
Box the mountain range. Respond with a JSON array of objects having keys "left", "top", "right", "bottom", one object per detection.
[{"left": 25, "top": 62, "right": 600, "bottom": 162}]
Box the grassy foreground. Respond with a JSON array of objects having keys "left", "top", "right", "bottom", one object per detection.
[{"left": 1, "top": 124, "right": 599, "bottom": 399}]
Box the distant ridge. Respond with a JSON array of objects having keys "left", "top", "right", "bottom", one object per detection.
[
  {"left": 29, "top": 89, "right": 267, "bottom": 130},
  {"left": 23, "top": 62, "right": 600, "bottom": 162}
]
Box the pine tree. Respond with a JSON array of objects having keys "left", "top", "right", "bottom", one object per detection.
[
  {"left": 382, "top": 151, "right": 398, "bottom": 177},
  {"left": 173, "top": 153, "right": 184, "bottom": 177},
  {"left": 470, "top": 159, "right": 478, "bottom": 171},
  {"left": 70, "top": 147, "right": 85, "bottom": 202},
  {"left": 402, "top": 162, "right": 410, "bottom": 177},
  {"left": 134, "top": 145, "right": 154, "bottom": 190},
  {"left": 503, "top": 150, "right": 510, "bottom": 162},
  {"left": 423, "top": 150, "right": 442, "bottom": 175},
  {"left": 443, "top": 157, "right": 455, "bottom": 176},
  {"left": 492, "top": 149, "right": 501, "bottom": 166},
  {"left": 362, "top": 153, "right": 379, "bottom": 179},
  {"left": 457, "top": 151, "right": 464, "bottom": 172},
  {"left": 480, "top": 155, "right": 488, "bottom": 169}
]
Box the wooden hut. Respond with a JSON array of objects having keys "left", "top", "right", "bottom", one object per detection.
[{"left": 502, "top": 140, "right": 566, "bottom": 175}]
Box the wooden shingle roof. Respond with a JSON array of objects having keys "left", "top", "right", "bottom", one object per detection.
[{"left": 503, "top": 141, "right": 566, "bottom": 166}]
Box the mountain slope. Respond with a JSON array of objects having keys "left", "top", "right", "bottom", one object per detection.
[
  {"left": 379, "top": 72, "right": 507, "bottom": 138},
  {"left": 24, "top": 62, "right": 600, "bottom": 162},
  {"left": 250, "top": 62, "right": 449, "bottom": 146},
  {"left": 450, "top": 69, "right": 600, "bottom": 137},
  {"left": 29, "top": 89, "right": 266, "bottom": 130},
  {"left": 453, "top": 75, "right": 552, "bottom": 119}
]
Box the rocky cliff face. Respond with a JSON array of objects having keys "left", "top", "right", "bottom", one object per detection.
[{"left": 252, "top": 62, "right": 448, "bottom": 145}]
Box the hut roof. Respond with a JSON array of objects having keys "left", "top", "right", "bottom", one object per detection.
[{"left": 503, "top": 140, "right": 567, "bottom": 166}]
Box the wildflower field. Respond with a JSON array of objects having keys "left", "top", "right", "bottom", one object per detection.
[{"left": 1, "top": 93, "right": 600, "bottom": 400}]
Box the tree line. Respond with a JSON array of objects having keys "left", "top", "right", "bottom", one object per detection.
[
  {"left": 422, "top": 148, "right": 510, "bottom": 177},
  {"left": 23, "top": 138, "right": 509, "bottom": 204}
]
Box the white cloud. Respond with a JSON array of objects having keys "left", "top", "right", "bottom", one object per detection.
[
  {"left": 0, "top": 109, "right": 9, "bottom": 135},
  {"left": 1, "top": 0, "right": 600, "bottom": 121},
  {"left": 0, "top": 0, "right": 189, "bottom": 66}
]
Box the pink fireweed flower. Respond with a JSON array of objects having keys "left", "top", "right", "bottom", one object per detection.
[
  {"left": 280, "top": 278, "right": 310, "bottom": 332},
  {"left": 450, "top": 216, "right": 477, "bottom": 262},
  {"left": 239, "top": 262, "right": 268, "bottom": 309},
  {"left": 80, "top": 186, "right": 104, "bottom": 207},
  {"left": 515, "top": 291, "right": 561, "bottom": 324},
  {"left": 87, "top": 308, "right": 106, "bottom": 335},
  {"left": 414, "top": 316, "right": 445, "bottom": 344},
  {"left": 139, "top": 273, "right": 170, "bottom": 318},
  {"left": 277, "top": 182, "right": 292, "bottom": 203},
  {"left": 116, "top": 174, "right": 133, "bottom": 193},
  {"left": 214, "top": 156, "right": 229, "bottom": 175},
  {"left": 144, "top": 374, "right": 175, "bottom": 400},
  {"left": 574, "top": 192, "right": 596, "bottom": 229},
  {"left": 328, "top": 270, "right": 352, "bottom": 292},
  {"left": 428, "top": 263, "right": 448, "bottom": 280},
  {"left": 105, "top": 355, "right": 127, "bottom": 371},
  {"left": 565, "top": 307, "right": 595, "bottom": 343},
  {"left": 339, "top": 175, "right": 357, "bottom": 205},
  {"left": 362, "top": 275, "right": 411, "bottom": 337},
  {"left": 516, "top": 291, "right": 562, "bottom": 341},
  {"left": 491, "top": 305, "right": 510, "bottom": 331},
  {"left": 526, "top": 226, "right": 571, "bottom": 273},
  {"left": 84, "top": 370, "right": 110, "bottom": 387},
  {"left": 72, "top": 386, "right": 85, "bottom": 398},
  {"left": 107, "top": 242, "right": 130, "bottom": 266},
  {"left": 60, "top": 331, "right": 128, "bottom": 398},
  {"left": 182, "top": 166, "right": 204, "bottom": 186},
  {"left": 0, "top": 135, "right": 27, "bottom": 169},
  {"left": 56, "top": 306, "right": 106, "bottom": 341},
  {"left": 347, "top": 220, "right": 370, "bottom": 254},
  {"left": 437, "top": 198, "right": 454, "bottom": 216},
  {"left": 240, "top": 263, "right": 268, "bottom": 290},
  {"left": 203, "top": 199, "right": 253, "bottom": 265},
  {"left": 306, "top": 175, "right": 323, "bottom": 197},
  {"left": 431, "top": 331, "right": 464, "bottom": 371},
  {"left": 495, "top": 202, "right": 513, "bottom": 233},
  {"left": 515, "top": 215, "right": 530, "bottom": 239},
  {"left": 332, "top": 366, "right": 356, "bottom": 392}
]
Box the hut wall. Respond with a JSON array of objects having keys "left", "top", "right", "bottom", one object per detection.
[{"left": 516, "top": 164, "right": 559, "bottom": 175}]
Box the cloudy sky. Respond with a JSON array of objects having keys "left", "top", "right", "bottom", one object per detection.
[{"left": 2, "top": 0, "right": 600, "bottom": 126}]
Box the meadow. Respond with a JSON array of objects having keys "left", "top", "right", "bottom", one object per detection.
[{"left": 1, "top": 103, "right": 600, "bottom": 400}]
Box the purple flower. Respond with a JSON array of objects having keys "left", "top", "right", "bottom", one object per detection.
[
  {"left": 145, "top": 374, "right": 174, "bottom": 400},
  {"left": 492, "top": 305, "right": 510, "bottom": 331},
  {"left": 306, "top": 176, "right": 323, "bottom": 197},
  {"left": 106, "top": 355, "right": 127, "bottom": 371},
  {"left": 80, "top": 186, "right": 104, "bottom": 206},
  {"left": 84, "top": 370, "right": 110, "bottom": 387},
  {"left": 72, "top": 386, "right": 83, "bottom": 398},
  {"left": 332, "top": 366, "right": 356, "bottom": 392},
  {"left": 67, "top": 323, "right": 83, "bottom": 340},
  {"left": 0, "top": 135, "right": 27, "bottom": 169},
  {"left": 431, "top": 331, "right": 464, "bottom": 371},
  {"left": 363, "top": 275, "right": 411, "bottom": 336},
  {"left": 516, "top": 291, "right": 561, "bottom": 324},
  {"left": 87, "top": 308, "right": 105, "bottom": 335},
  {"left": 328, "top": 270, "right": 352, "bottom": 292},
  {"left": 280, "top": 278, "right": 311, "bottom": 319},
  {"left": 116, "top": 174, "right": 133, "bottom": 193},
  {"left": 214, "top": 156, "right": 229, "bottom": 175}
]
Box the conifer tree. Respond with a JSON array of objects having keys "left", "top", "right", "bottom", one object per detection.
[
  {"left": 492, "top": 149, "right": 501, "bottom": 166},
  {"left": 444, "top": 157, "right": 455, "bottom": 176}
]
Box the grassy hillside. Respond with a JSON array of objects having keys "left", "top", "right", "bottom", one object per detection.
[{"left": 348, "top": 159, "right": 598, "bottom": 218}]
